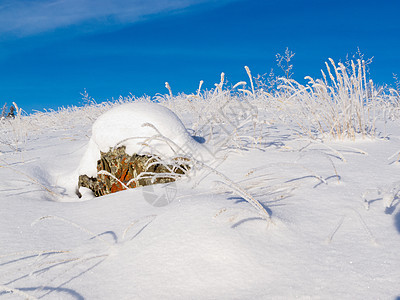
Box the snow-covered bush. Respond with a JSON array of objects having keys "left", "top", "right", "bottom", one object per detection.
[
  {"left": 78, "top": 103, "right": 210, "bottom": 175},
  {"left": 73, "top": 102, "right": 212, "bottom": 198}
]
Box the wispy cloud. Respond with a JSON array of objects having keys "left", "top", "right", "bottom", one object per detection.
[{"left": 0, "top": 0, "right": 222, "bottom": 37}]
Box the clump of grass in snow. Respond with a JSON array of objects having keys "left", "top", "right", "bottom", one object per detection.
[{"left": 276, "top": 58, "right": 383, "bottom": 140}]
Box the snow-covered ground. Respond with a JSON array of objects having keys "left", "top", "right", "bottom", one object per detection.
[{"left": 1, "top": 70, "right": 400, "bottom": 299}]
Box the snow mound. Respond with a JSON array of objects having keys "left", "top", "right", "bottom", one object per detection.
[
  {"left": 79, "top": 102, "right": 210, "bottom": 176},
  {"left": 59, "top": 103, "right": 211, "bottom": 199}
]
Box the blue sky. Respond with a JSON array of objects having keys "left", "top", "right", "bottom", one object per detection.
[{"left": 0, "top": 0, "right": 399, "bottom": 113}]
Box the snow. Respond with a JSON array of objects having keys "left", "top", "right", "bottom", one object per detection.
[
  {"left": 1, "top": 99, "right": 400, "bottom": 299},
  {"left": 84, "top": 103, "right": 209, "bottom": 169}
]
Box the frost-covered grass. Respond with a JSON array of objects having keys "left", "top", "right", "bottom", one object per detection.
[
  {"left": 277, "top": 59, "right": 381, "bottom": 139},
  {"left": 1, "top": 59, "right": 400, "bottom": 299},
  {"left": 2, "top": 58, "right": 398, "bottom": 148}
]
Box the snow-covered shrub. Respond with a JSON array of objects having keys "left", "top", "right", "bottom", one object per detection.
[{"left": 73, "top": 102, "right": 211, "bottom": 198}]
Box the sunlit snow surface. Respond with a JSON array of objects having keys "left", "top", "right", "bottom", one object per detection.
[{"left": 0, "top": 101, "right": 400, "bottom": 299}]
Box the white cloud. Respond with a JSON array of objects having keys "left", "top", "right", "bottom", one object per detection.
[{"left": 0, "top": 0, "right": 221, "bottom": 37}]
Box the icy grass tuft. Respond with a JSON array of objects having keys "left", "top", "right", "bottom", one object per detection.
[{"left": 276, "top": 59, "right": 385, "bottom": 140}]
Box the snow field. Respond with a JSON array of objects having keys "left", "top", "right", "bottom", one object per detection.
[{"left": 0, "top": 61, "right": 400, "bottom": 299}]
